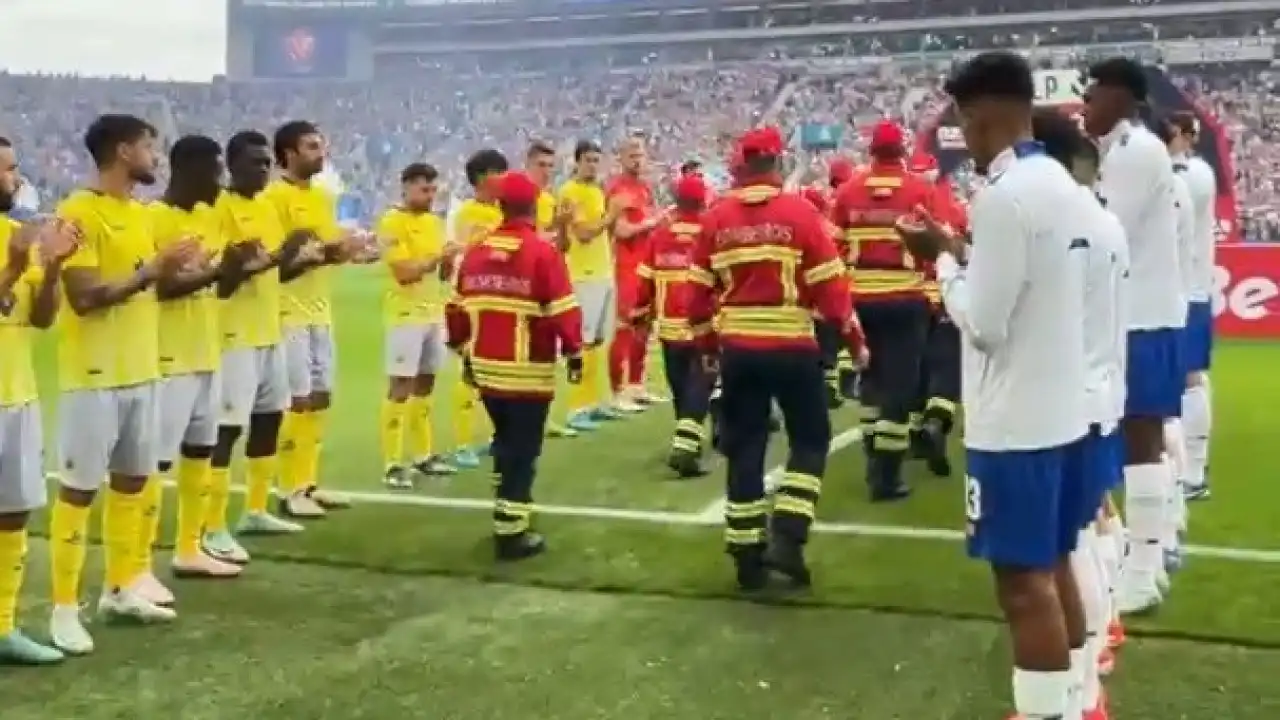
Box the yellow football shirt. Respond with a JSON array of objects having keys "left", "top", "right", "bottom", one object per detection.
[
  {"left": 0, "top": 219, "right": 42, "bottom": 406},
  {"left": 535, "top": 190, "right": 556, "bottom": 232},
  {"left": 214, "top": 190, "right": 285, "bottom": 350},
  {"left": 557, "top": 178, "right": 612, "bottom": 281},
  {"left": 56, "top": 189, "right": 161, "bottom": 391},
  {"left": 262, "top": 178, "right": 340, "bottom": 328},
  {"left": 151, "top": 201, "right": 224, "bottom": 376},
  {"left": 452, "top": 199, "right": 502, "bottom": 247},
  {"left": 378, "top": 207, "right": 447, "bottom": 326}
]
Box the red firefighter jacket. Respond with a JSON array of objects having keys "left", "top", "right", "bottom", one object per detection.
[
  {"left": 831, "top": 161, "right": 938, "bottom": 303},
  {"left": 921, "top": 181, "right": 969, "bottom": 308},
  {"left": 635, "top": 213, "right": 702, "bottom": 345},
  {"left": 687, "top": 180, "right": 865, "bottom": 355},
  {"left": 445, "top": 219, "right": 584, "bottom": 400}
]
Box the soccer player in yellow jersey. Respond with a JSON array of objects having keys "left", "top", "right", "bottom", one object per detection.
[
  {"left": 445, "top": 149, "right": 509, "bottom": 469},
  {"left": 377, "top": 163, "right": 459, "bottom": 487},
  {"left": 557, "top": 140, "right": 623, "bottom": 433},
  {"left": 0, "top": 140, "right": 79, "bottom": 665},
  {"left": 49, "top": 115, "right": 199, "bottom": 655},
  {"left": 206, "top": 130, "right": 320, "bottom": 560},
  {"left": 265, "top": 120, "right": 357, "bottom": 517},
  {"left": 525, "top": 140, "right": 579, "bottom": 439},
  {"left": 142, "top": 136, "right": 243, "bottom": 591}
]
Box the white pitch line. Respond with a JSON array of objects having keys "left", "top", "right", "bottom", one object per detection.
[
  {"left": 694, "top": 426, "right": 864, "bottom": 521},
  {"left": 174, "top": 477, "right": 1280, "bottom": 564}
]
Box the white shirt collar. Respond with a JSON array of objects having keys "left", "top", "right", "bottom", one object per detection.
[
  {"left": 1097, "top": 118, "right": 1134, "bottom": 156},
  {"left": 985, "top": 145, "right": 1019, "bottom": 180}
]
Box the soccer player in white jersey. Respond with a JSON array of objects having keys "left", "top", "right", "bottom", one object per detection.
[
  {"left": 1033, "top": 110, "right": 1129, "bottom": 720},
  {"left": 1161, "top": 112, "right": 1217, "bottom": 501},
  {"left": 899, "top": 52, "right": 1090, "bottom": 720},
  {"left": 1153, "top": 116, "right": 1196, "bottom": 576},
  {"left": 1083, "top": 58, "right": 1186, "bottom": 616}
]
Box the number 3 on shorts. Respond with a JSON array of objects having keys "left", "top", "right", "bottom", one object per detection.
[{"left": 964, "top": 475, "right": 982, "bottom": 523}]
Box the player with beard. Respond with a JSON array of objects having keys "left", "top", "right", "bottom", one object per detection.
[
  {"left": 0, "top": 137, "right": 80, "bottom": 664},
  {"left": 265, "top": 121, "right": 360, "bottom": 520},
  {"left": 607, "top": 137, "right": 668, "bottom": 410},
  {"left": 139, "top": 136, "right": 244, "bottom": 599},
  {"left": 49, "top": 115, "right": 200, "bottom": 654}
]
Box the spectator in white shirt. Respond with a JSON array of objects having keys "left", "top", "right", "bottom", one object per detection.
[
  {"left": 1032, "top": 108, "right": 1130, "bottom": 720},
  {"left": 897, "top": 51, "right": 1089, "bottom": 720},
  {"left": 1160, "top": 113, "right": 1217, "bottom": 501},
  {"left": 1083, "top": 57, "right": 1185, "bottom": 616}
]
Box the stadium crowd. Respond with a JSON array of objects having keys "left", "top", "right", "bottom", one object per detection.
[{"left": 1, "top": 14, "right": 1277, "bottom": 238}]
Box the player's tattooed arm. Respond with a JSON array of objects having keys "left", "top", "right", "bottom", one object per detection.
[{"left": 64, "top": 238, "right": 197, "bottom": 315}]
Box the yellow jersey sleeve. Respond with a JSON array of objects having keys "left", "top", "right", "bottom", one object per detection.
[
  {"left": 54, "top": 190, "right": 161, "bottom": 390},
  {"left": 0, "top": 220, "right": 41, "bottom": 406},
  {"left": 536, "top": 191, "right": 556, "bottom": 232},
  {"left": 379, "top": 210, "right": 411, "bottom": 264},
  {"left": 558, "top": 181, "right": 612, "bottom": 281}
]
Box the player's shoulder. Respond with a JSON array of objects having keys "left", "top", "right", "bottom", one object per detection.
[{"left": 55, "top": 188, "right": 99, "bottom": 218}]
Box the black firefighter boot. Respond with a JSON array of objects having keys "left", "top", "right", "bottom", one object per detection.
[
  {"left": 867, "top": 451, "right": 911, "bottom": 503},
  {"left": 731, "top": 544, "right": 770, "bottom": 592},
  {"left": 495, "top": 531, "right": 547, "bottom": 562},
  {"left": 764, "top": 525, "right": 812, "bottom": 589}
]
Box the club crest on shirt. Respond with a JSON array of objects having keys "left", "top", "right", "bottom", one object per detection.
[{"left": 0, "top": 291, "right": 15, "bottom": 317}]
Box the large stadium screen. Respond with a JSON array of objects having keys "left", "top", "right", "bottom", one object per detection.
[{"left": 920, "top": 68, "right": 1241, "bottom": 243}]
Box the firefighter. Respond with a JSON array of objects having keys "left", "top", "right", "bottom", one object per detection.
[
  {"left": 908, "top": 154, "right": 965, "bottom": 477},
  {"left": 446, "top": 170, "right": 585, "bottom": 561},
  {"left": 831, "top": 120, "right": 939, "bottom": 501},
  {"left": 689, "top": 126, "right": 865, "bottom": 591},
  {"left": 633, "top": 173, "right": 715, "bottom": 477}
]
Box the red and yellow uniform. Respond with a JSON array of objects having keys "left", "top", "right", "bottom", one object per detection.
[
  {"left": 688, "top": 182, "right": 863, "bottom": 355},
  {"left": 636, "top": 174, "right": 717, "bottom": 464},
  {"left": 446, "top": 218, "right": 583, "bottom": 398},
  {"left": 830, "top": 120, "right": 939, "bottom": 484},
  {"left": 445, "top": 172, "right": 583, "bottom": 552},
  {"left": 635, "top": 214, "right": 701, "bottom": 346},
  {"left": 831, "top": 161, "right": 937, "bottom": 302},
  {"left": 686, "top": 125, "right": 862, "bottom": 566},
  {"left": 447, "top": 197, "right": 503, "bottom": 456}
]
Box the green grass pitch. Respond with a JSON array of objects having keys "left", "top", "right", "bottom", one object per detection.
[{"left": 3, "top": 266, "right": 1279, "bottom": 718}]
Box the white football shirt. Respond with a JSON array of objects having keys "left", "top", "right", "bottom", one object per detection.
[
  {"left": 1077, "top": 186, "right": 1130, "bottom": 429},
  {"left": 937, "top": 144, "right": 1087, "bottom": 451},
  {"left": 1170, "top": 171, "right": 1196, "bottom": 311},
  {"left": 1176, "top": 154, "right": 1218, "bottom": 303},
  {"left": 1097, "top": 119, "right": 1185, "bottom": 330}
]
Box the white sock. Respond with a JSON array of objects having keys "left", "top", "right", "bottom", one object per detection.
[
  {"left": 1182, "top": 381, "right": 1211, "bottom": 487},
  {"left": 1013, "top": 667, "right": 1071, "bottom": 719},
  {"left": 1073, "top": 533, "right": 1107, "bottom": 712},
  {"left": 1123, "top": 463, "right": 1167, "bottom": 584},
  {"left": 1065, "top": 647, "right": 1086, "bottom": 720}
]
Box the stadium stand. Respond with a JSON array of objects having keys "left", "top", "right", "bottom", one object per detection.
[{"left": 0, "top": 0, "right": 1276, "bottom": 238}]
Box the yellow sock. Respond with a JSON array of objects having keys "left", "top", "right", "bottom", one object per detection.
[
  {"left": 50, "top": 499, "right": 89, "bottom": 606},
  {"left": 103, "top": 488, "right": 143, "bottom": 590},
  {"left": 175, "top": 457, "right": 211, "bottom": 559},
  {"left": 279, "top": 410, "right": 306, "bottom": 492},
  {"left": 381, "top": 398, "right": 407, "bottom": 469},
  {"left": 454, "top": 378, "right": 476, "bottom": 450},
  {"left": 136, "top": 475, "right": 164, "bottom": 577},
  {"left": 205, "top": 466, "right": 231, "bottom": 533},
  {"left": 308, "top": 407, "right": 329, "bottom": 489},
  {"left": 246, "top": 455, "right": 276, "bottom": 514},
  {"left": 0, "top": 529, "right": 27, "bottom": 634},
  {"left": 406, "top": 396, "right": 433, "bottom": 461}
]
